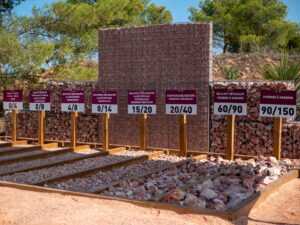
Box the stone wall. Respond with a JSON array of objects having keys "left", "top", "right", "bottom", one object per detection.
[
  {"left": 210, "top": 81, "right": 300, "bottom": 158},
  {"left": 97, "top": 23, "right": 213, "bottom": 150}
]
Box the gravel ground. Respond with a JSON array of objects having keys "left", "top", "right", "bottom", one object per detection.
[
  {"left": 104, "top": 156, "right": 293, "bottom": 211},
  {"left": 0, "top": 150, "right": 149, "bottom": 184},
  {"left": 0, "top": 152, "right": 95, "bottom": 175},
  {"left": 46, "top": 155, "right": 187, "bottom": 192}
]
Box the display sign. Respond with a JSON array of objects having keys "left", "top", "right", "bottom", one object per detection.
[
  {"left": 61, "top": 90, "right": 85, "bottom": 112},
  {"left": 128, "top": 91, "right": 156, "bottom": 114},
  {"left": 213, "top": 89, "right": 247, "bottom": 116},
  {"left": 29, "top": 90, "right": 51, "bottom": 111},
  {"left": 260, "top": 90, "right": 296, "bottom": 118},
  {"left": 165, "top": 90, "right": 197, "bottom": 115},
  {"left": 3, "top": 90, "right": 23, "bottom": 110},
  {"left": 92, "top": 91, "right": 118, "bottom": 114}
]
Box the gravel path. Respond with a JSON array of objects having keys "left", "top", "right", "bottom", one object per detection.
[
  {"left": 0, "top": 150, "right": 150, "bottom": 185},
  {"left": 46, "top": 155, "right": 186, "bottom": 192},
  {"left": 0, "top": 152, "right": 96, "bottom": 175}
]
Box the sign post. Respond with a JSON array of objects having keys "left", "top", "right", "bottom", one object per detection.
[
  {"left": 92, "top": 91, "right": 118, "bottom": 151},
  {"left": 214, "top": 89, "right": 247, "bottom": 161},
  {"left": 61, "top": 90, "right": 89, "bottom": 151},
  {"left": 166, "top": 90, "right": 197, "bottom": 157},
  {"left": 29, "top": 90, "right": 57, "bottom": 148},
  {"left": 260, "top": 90, "right": 296, "bottom": 160},
  {"left": 128, "top": 91, "right": 156, "bottom": 150},
  {"left": 3, "top": 90, "right": 26, "bottom": 146}
]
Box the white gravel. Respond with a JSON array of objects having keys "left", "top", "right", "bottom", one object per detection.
[{"left": 0, "top": 150, "right": 149, "bottom": 184}]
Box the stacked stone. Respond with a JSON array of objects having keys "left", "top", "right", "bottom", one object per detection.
[{"left": 210, "top": 81, "right": 300, "bottom": 158}]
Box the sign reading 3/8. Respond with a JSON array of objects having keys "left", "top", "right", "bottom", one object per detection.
[
  {"left": 92, "top": 91, "right": 118, "bottom": 114},
  {"left": 213, "top": 89, "right": 247, "bottom": 116},
  {"left": 166, "top": 90, "right": 197, "bottom": 115},
  {"left": 29, "top": 90, "right": 51, "bottom": 111},
  {"left": 128, "top": 91, "right": 156, "bottom": 114},
  {"left": 3, "top": 90, "right": 23, "bottom": 110},
  {"left": 260, "top": 90, "right": 296, "bottom": 118},
  {"left": 61, "top": 90, "right": 85, "bottom": 113}
]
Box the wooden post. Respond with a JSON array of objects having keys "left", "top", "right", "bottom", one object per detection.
[
  {"left": 103, "top": 113, "right": 110, "bottom": 151},
  {"left": 38, "top": 111, "right": 45, "bottom": 146},
  {"left": 71, "top": 112, "right": 78, "bottom": 150},
  {"left": 11, "top": 109, "right": 17, "bottom": 143},
  {"left": 226, "top": 115, "right": 235, "bottom": 161},
  {"left": 140, "top": 113, "right": 148, "bottom": 150},
  {"left": 179, "top": 114, "right": 187, "bottom": 157},
  {"left": 273, "top": 117, "right": 283, "bottom": 160}
]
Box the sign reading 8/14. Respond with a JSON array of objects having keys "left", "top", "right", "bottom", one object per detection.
[
  {"left": 92, "top": 91, "right": 118, "bottom": 114},
  {"left": 260, "top": 90, "right": 296, "bottom": 119},
  {"left": 61, "top": 90, "right": 85, "bottom": 113},
  {"left": 213, "top": 89, "right": 247, "bottom": 116},
  {"left": 29, "top": 90, "right": 51, "bottom": 111}
]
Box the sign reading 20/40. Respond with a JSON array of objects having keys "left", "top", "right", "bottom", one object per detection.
[{"left": 165, "top": 90, "right": 197, "bottom": 115}]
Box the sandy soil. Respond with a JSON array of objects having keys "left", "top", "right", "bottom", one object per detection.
[{"left": 0, "top": 179, "right": 299, "bottom": 225}]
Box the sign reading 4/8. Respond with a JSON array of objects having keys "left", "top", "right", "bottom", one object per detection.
[
  {"left": 29, "top": 90, "right": 51, "bottom": 111},
  {"left": 214, "top": 89, "right": 247, "bottom": 116},
  {"left": 92, "top": 91, "right": 118, "bottom": 114},
  {"left": 61, "top": 90, "right": 85, "bottom": 113},
  {"left": 260, "top": 90, "right": 296, "bottom": 119},
  {"left": 3, "top": 90, "right": 23, "bottom": 110}
]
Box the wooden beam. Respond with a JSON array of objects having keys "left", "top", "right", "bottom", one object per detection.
[
  {"left": 273, "top": 117, "right": 283, "bottom": 160},
  {"left": 140, "top": 113, "right": 148, "bottom": 150},
  {"left": 179, "top": 114, "right": 188, "bottom": 157},
  {"left": 11, "top": 109, "right": 17, "bottom": 143},
  {"left": 226, "top": 115, "right": 235, "bottom": 161},
  {"left": 103, "top": 113, "right": 110, "bottom": 151},
  {"left": 38, "top": 111, "right": 45, "bottom": 146},
  {"left": 71, "top": 112, "right": 78, "bottom": 150}
]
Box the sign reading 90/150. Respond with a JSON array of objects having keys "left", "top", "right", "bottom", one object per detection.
[{"left": 260, "top": 90, "right": 296, "bottom": 119}]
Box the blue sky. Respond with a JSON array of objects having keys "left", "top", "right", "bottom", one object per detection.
[{"left": 14, "top": 0, "right": 300, "bottom": 23}]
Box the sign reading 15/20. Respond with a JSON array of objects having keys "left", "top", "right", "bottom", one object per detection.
[
  {"left": 128, "top": 91, "right": 156, "bottom": 114},
  {"left": 260, "top": 90, "right": 296, "bottom": 119}
]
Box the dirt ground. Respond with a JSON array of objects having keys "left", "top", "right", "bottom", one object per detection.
[{"left": 0, "top": 179, "right": 299, "bottom": 225}]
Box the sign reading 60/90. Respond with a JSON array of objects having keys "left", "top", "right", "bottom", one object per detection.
[
  {"left": 128, "top": 91, "right": 156, "bottom": 114},
  {"left": 166, "top": 90, "right": 197, "bottom": 115},
  {"left": 260, "top": 90, "right": 296, "bottom": 119},
  {"left": 61, "top": 90, "right": 85, "bottom": 113},
  {"left": 214, "top": 89, "right": 247, "bottom": 116}
]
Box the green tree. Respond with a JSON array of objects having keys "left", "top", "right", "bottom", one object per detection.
[
  {"left": 0, "top": 0, "right": 25, "bottom": 24},
  {"left": 189, "top": 0, "right": 300, "bottom": 53}
]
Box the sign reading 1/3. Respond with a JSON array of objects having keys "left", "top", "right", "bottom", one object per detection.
[
  {"left": 166, "top": 90, "right": 197, "bottom": 115},
  {"left": 29, "top": 90, "right": 51, "bottom": 111},
  {"left": 92, "top": 91, "right": 118, "bottom": 114},
  {"left": 128, "top": 91, "right": 156, "bottom": 114},
  {"left": 260, "top": 90, "right": 296, "bottom": 119},
  {"left": 61, "top": 90, "right": 85, "bottom": 113},
  {"left": 3, "top": 90, "right": 23, "bottom": 110},
  {"left": 214, "top": 89, "right": 247, "bottom": 116}
]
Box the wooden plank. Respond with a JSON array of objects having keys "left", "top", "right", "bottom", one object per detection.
[
  {"left": 38, "top": 111, "right": 45, "bottom": 146},
  {"left": 71, "top": 112, "right": 78, "bottom": 150},
  {"left": 179, "top": 114, "right": 187, "bottom": 157},
  {"left": 226, "top": 115, "right": 235, "bottom": 161},
  {"left": 273, "top": 117, "right": 282, "bottom": 160},
  {"left": 0, "top": 145, "right": 42, "bottom": 156},
  {"left": 11, "top": 109, "right": 17, "bottom": 143},
  {"left": 140, "top": 113, "right": 148, "bottom": 150},
  {"left": 0, "top": 148, "right": 71, "bottom": 165},
  {"left": 103, "top": 113, "right": 110, "bottom": 151},
  {"left": 0, "top": 151, "right": 108, "bottom": 176}
]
